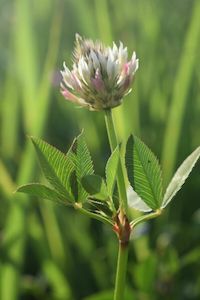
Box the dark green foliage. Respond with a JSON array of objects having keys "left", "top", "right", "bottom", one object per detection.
[{"left": 81, "top": 174, "right": 108, "bottom": 201}]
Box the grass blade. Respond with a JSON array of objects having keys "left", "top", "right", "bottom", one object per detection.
[{"left": 161, "top": 0, "right": 200, "bottom": 184}]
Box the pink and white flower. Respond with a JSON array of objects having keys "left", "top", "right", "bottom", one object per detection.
[{"left": 60, "top": 34, "right": 139, "bottom": 111}]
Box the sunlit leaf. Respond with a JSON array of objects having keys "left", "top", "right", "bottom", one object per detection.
[
  {"left": 16, "top": 183, "right": 70, "bottom": 205},
  {"left": 105, "top": 146, "right": 119, "bottom": 196},
  {"left": 162, "top": 146, "right": 200, "bottom": 208},
  {"left": 127, "top": 186, "right": 152, "bottom": 212},
  {"left": 81, "top": 175, "right": 108, "bottom": 201},
  {"left": 31, "top": 137, "right": 74, "bottom": 200},
  {"left": 125, "top": 135, "right": 163, "bottom": 210}
]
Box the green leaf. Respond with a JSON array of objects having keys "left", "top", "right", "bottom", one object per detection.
[
  {"left": 127, "top": 186, "right": 152, "bottom": 212},
  {"left": 125, "top": 135, "right": 163, "bottom": 210},
  {"left": 162, "top": 146, "right": 200, "bottom": 208},
  {"left": 66, "top": 136, "right": 77, "bottom": 165},
  {"left": 69, "top": 170, "right": 78, "bottom": 201},
  {"left": 105, "top": 146, "right": 119, "bottom": 196},
  {"left": 31, "top": 137, "right": 74, "bottom": 201},
  {"left": 75, "top": 131, "right": 94, "bottom": 202},
  {"left": 16, "top": 183, "right": 69, "bottom": 205},
  {"left": 81, "top": 175, "right": 108, "bottom": 201}
]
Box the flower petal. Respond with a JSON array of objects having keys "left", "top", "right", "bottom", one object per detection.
[
  {"left": 90, "top": 50, "right": 100, "bottom": 70},
  {"left": 78, "top": 57, "right": 90, "bottom": 84},
  {"left": 60, "top": 84, "right": 87, "bottom": 107},
  {"left": 91, "top": 69, "right": 105, "bottom": 92},
  {"left": 106, "top": 54, "right": 115, "bottom": 79}
]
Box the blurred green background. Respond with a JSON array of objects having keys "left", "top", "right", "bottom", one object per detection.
[{"left": 0, "top": 0, "right": 200, "bottom": 299}]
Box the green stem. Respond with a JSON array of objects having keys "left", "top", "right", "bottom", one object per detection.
[
  {"left": 114, "top": 242, "right": 129, "bottom": 300},
  {"left": 104, "top": 109, "right": 128, "bottom": 212},
  {"left": 74, "top": 203, "right": 114, "bottom": 226},
  {"left": 105, "top": 109, "right": 130, "bottom": 300},
  {"left": 130, "top": 209, "right": 162, "bottom": 228}
]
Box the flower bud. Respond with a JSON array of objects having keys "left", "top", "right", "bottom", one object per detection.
[{"left": 60, "top": 34, "right": 139, "bottom": 111}]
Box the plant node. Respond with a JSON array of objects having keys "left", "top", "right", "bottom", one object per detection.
[{"left": 113, "top": 209, "right": 131, "bottom": 246}]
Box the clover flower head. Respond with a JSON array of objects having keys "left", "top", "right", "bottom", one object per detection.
[{"left": 60, "top": 34, "right": 139, "bottom": 111}]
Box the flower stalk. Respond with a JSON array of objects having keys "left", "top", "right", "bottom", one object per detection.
[
  {"left": 104, "top": 109, "right": 128, "bottom": 212},
  {"left": 114, "top": 242, "right": 129, "bottom": 300},
  {"left": 104, "top": 108, "right": 130, "bottom": 300}
]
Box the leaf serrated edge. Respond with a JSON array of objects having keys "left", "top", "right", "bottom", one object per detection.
[
  {"left": 30, "top": 136, "right": 75, "bottom": 200},
  {"left": 16, "top": 182, "right": 73, "bottom": 205},
  {"left": 161, "top": 146, "right": 200, "bottom": 208},
  {"left": 75, "top": 131, "right": 94, "bottom": 202},
  {"left": 134, "top": 135, "right": 163, "bottom": 207}
]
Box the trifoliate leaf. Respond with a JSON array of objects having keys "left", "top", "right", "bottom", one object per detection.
[
  {"left": 162, "top": 146, "right": 200, "bottom": 208},
  {"left": 81, "top": 175, "right": 108, "bottom": 201},
  {"left": 16, "top": 183, "right": 70, "bottom": 205},
  {"left": 125, "top": 135, "right": 163, "bottom": 210},
  {"left": 127, "top": 186, "right": 152, "bottom": 212},
  {"left": 31, "top": 137, "right": 75, "bottom": 201},
  {"left": 105, "top": 146, "right": 119, "bottom": 196}
]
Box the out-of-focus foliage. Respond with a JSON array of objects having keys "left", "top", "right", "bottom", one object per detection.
[{"left": 0, "top": 0, "right": 200, "bottom": 299}]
